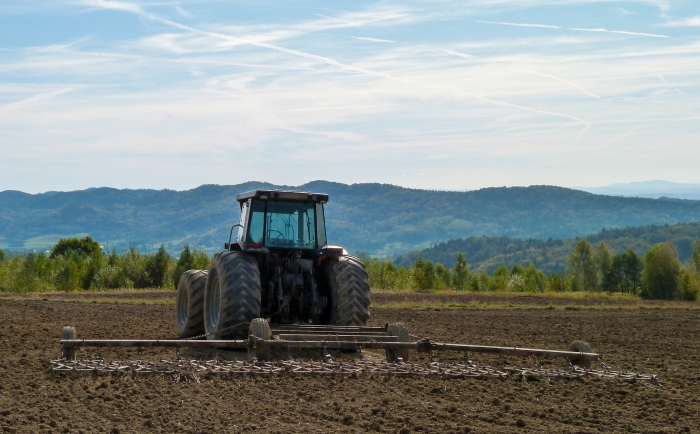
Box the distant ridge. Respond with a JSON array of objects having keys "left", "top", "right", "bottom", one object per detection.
[
  {"left": 2, "top": 181, "right": 700, "bottom": 255},
  {"left": 577, "top": 180, "right": 700, "bottom": 200}
]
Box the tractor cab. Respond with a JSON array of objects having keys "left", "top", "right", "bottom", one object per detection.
[{"left": 228, "top": 190, "right": 329, "bottom": 253}]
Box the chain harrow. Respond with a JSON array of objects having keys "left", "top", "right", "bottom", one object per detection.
[{"left": 48, "top": 357, "right": 659, "bottom": 385}]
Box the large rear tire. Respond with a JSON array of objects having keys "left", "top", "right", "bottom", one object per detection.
[
  {"left": 327, "top": 256, "right": 371, "bottom": 326},
  {"left": 175, "top": 270, "right": 208, "bottom": 338},
  {"left": 204, "top": 251, "right": 261, "bottom": 340}
]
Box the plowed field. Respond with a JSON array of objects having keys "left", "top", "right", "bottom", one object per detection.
[{"left": 0, "top": 292, "right": 698, "bottom": 433}]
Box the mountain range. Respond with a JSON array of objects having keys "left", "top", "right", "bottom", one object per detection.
[
  {"left": 2, "top": 181, "right": 700, "bottom": 256},
  {"left": 577, "top": 180, "right": 700, "bottom": 200}
]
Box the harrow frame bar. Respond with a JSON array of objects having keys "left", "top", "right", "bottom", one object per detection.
[{"left": 59, "top": 324, "right": 600, "bottom": 362}]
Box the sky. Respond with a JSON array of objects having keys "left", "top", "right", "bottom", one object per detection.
[{"left": 0, "top": 0, "right": 699, "bottom": 194}]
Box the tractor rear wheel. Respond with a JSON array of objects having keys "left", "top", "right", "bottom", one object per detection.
[
  {"left": 175, "top": 270, "right": 208, "bottom": 338},
  {"left": 327, "top": 256, "right": 371, "bottom": 326},
  {"left": 204, "top": 251, "right": 261, "bottom": 340}
]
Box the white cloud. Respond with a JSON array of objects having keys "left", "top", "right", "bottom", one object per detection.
[
  {"left": 663, "top": 16, "right": 700, "bottom": 27},
  {"left": 73, "top": 0, "right": 143, "bottom": 14}
]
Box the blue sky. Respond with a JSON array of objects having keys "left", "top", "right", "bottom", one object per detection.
[{"left": 1, "top": 0, "right": 698, "bottom": 193}]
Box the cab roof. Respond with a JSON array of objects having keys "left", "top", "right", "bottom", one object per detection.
[{"left": 236, "top": 189, "right": 329, "bottom": 204}]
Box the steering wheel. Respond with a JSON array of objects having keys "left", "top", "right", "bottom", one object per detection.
[{"left": 268, "top": 229, "right": 286, "bottom": 239}]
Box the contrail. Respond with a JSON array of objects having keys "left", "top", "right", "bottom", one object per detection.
[
  {"left": 77, "top": 1, "right": 593, "bottom": 139},
  {"left": 149, "top": 16, "right": 591, "bottom": 138},
  {"left": 476, "top": 20, "right": 560, "bottom": 29},
  {"left": 512, "top": 66, "right": 601, "bottom": 99},
  {"left": 147, "top": 15, "right": 399, "bottom": 81},
  {"left": 567, "top": 27, "right": 669, "bottom": 38},
  {"left": 351, "top": 36, "right": 395, "bottom": 43},
  {"left": 474, "top": 19, "right": 669, "bottom": 38},
  {"left": 658, "top": 75, "right": 688, "bottom": 97},
  {"left": 314, "top": 13, "right": 357, "bottom": 26},
  {"left": 440, "top": 48, "right": 477, "bottom": 59},
  {"left": 440, "top": 49, "right": 600, "bottom": 99},
  {"left": 472, "top": 95, "right": 592, "bottom": 140},
  {"left": 1, "top": 88, "right": 75, "bottom": 110}
]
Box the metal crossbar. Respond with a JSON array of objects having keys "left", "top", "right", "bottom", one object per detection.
[{"left": 60, "top": 338, "right": 601, "bottom": 361}]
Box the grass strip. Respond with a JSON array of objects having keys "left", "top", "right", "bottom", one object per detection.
[
  {"left": 371, "top": 302, "right": 700, "bottom": 311},
  {"left": 0, "top": 296, "right": 175, "bottom": 305},
  {"left": 371, "top": 288, "right": 640, "bottom": 300}
]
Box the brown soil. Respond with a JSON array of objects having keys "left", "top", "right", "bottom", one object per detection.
[{"left": 0, "top": 294, "right": 699, "bottom": 433}]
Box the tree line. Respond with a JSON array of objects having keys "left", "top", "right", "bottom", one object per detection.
[
  {"left": 364, "top": 238, "right": 700, "bottom": 300},
  {"left": 1, "top": 236, "right": 699, "bottom": 300},
  {"left": 394, "top": 222, "right": 700, "bottom": 274},
  {"left": 0, "top": 237, "right": 209, "bottom": 293}
]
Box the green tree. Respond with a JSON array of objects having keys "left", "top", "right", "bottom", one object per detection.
[
  {"left": 412, "top": 256, "right": 438, "bottom": 292},
  {"left": 174, "top": 244, "right": 195, "bottom": 288},
  {"left": 435, "top": 263, "right": 451, "bottom": 289},
  {"left": 567, "top": 239, "right": 597, "bottom": 291},
  {"left": 594, "top": 240, "right": 614, "bottom": 287},
  {"left": 54, "top": 253, "right": 86, "bottom": 291},
  {"left": 121, "top": 246, "right": 146, "bottom": 288},
  {"left": 603, "top": 248, "right": 643, "bottom": 294},
  {"left": 690, "top": 238, "right": 700, "bottom": 275},
  {"left": 523, "top": 263, "right": 541, "bottom": 293},
  {"left": 493, "top": 265, "right": 510, "bottom": 291},
  {"left": 547, "top": 273, "right": 568, "bottom": 292},
  {"left": 510, "top": 264, "right": 525, "bottom": 276},
  {"left": 0, "top": 249, "right": 5, "bottom": 263},
  {"left": 641, "top": 242, "right": 683, "bottom": 300},
  {"left": 477, "top": 272, "right": 494, "bottom": 291},
  {"left": 451, "top": 253, "right": 471, "bottom": 291},
  {"left": 678, "top": 271, "right": 698, "bottom": 301},
  {"left": 50, "top": 236, "right": 101, "bottom": 259},
  {"left": 144, "top": 245, "right": 171, "bottom": 288}
]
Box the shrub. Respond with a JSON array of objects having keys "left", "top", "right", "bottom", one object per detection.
[{"left": 144, "top": 246, "right": 171, "bottom": 288}]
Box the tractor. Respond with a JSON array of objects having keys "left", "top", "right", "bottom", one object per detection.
[
  {"left": 56, "top": 189, "right": 611, "bottom": 372},
  {"left": 175, "top": 189, "right": 371, "bottom": 340}
]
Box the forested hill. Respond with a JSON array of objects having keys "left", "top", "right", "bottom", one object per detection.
[
  {"left": 394, "top": 223, "right": 700, "bottom": 274},
  {"left": 2, "top": 181, "right": 700, "bottom": 255}
]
